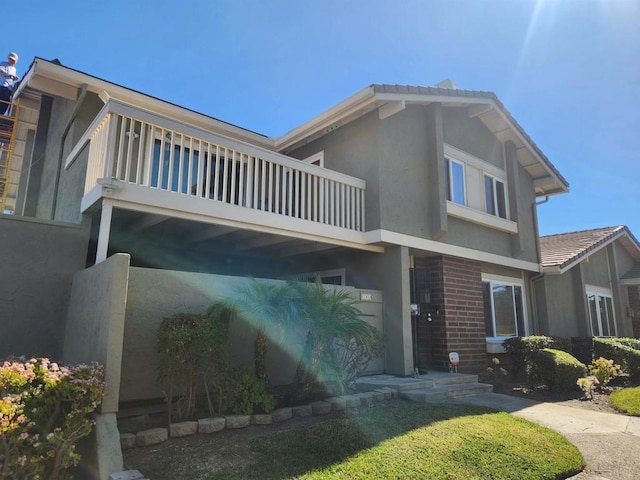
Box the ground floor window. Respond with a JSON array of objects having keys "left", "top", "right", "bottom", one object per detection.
[
  {"left": 586, "top": 285, "right": 616, "bottom": 336},
  {"left": 482, "top": 276, "right": 526, "bottom": 337}
]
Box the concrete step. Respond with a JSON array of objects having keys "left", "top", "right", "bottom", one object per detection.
[
  {"left": 399, "top": 382, "right": 493, "bottom": 403},
  {"left": 354, "top": 372, "right": 483, "bottom": 393}
]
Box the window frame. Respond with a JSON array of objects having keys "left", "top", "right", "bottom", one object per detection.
[
  {"left": 446, "top": 157, "right": 467, "bottom": 206},
  {"left": 483, "top": 173, "right": 507, "bottom": 219},
  {"left": 444, "top": 144, "right": 516, "bottom": 233},
  {"left": 585, "top": 285, "right": 617, "bottom": 337},
  {"left": 482, "top": 274, "right": 528, "bottom": 340}
]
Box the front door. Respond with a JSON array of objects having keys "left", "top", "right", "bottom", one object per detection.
[{"left": 410, "top": 266, "right": 432, "bottom": 372}]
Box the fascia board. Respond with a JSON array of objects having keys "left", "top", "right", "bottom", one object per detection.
[
  {"left": 489, "top": 104, "right": 568, "bottom": 195},
  {"left": 21, "top": 59, "right": 275, "bottom": 150},
  {"left": 274, "top": 86, "right": 376, "bottom": 151}
]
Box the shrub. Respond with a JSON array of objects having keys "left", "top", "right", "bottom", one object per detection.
[
  {"left": 529, "top": 349, "right": 587, "bottom": 392},
  {"left": 157, "top": 306, "right": 231, "bottom": 422},
  {"left": 588, "top": 357, "right": 623, "bottom": 388},
  {"left": 593, "top": 338, "right": 640, "bottom": 380},
  {"left": 0, "top": 358, "right": 105, "bottom": 480},
  {"left": 503, "top": 336, "right": 556, "bottom": 377},
  {"left": 570, "top": 337, "right": 594, "bottom": 365}
]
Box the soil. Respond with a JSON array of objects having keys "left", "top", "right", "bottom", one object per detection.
[{"left": 121, "top": 377, "right": 634, "bottom": 480}]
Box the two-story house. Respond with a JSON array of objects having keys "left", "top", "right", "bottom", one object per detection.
[{"left": 3, "top": 59, "right": 568, "bottom": 382}]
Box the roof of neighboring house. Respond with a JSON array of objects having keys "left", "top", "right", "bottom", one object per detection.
[{"left": 540, "top": 226, "right": 640, "bottom": 274}]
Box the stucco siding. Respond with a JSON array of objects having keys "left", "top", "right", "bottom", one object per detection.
[
  {"left": 582, "top": 248, "right": 611, "bottom": 287},
  {"left": 542, "top": 273, "right": 581, "bottom": 337},
  {"left": 0, "top": 216, "right": 90, "bottom": 359},
  {"left": 442, "top": 108, "right": 503, "bottom": 169}
]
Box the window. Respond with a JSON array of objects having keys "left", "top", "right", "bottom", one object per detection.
[
  {"left": 444, "top": 145, "right": 514, "bottom": 231},
  {"left": 483, "top": 278, "right": 526, "bottom": 338},
  {"left": 446, "top": 158, "right": 466, "bottom": 206},
  {"left": 586, "top": 287, "right": 616, "bottom": 336},
  {"left": 484, "top": 175, "right": 506, "bottom": 219}
]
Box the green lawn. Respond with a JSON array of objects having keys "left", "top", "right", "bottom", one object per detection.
[
  {"left": 209, "top": 399, "right": 583, "bottom": 480},
  {"left": 611, "top": 386, "right": 640, "bottom": 416}
]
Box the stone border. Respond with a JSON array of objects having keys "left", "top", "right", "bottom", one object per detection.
[{"left": 121, "top": 387, "right": 398, "bottom": 449}]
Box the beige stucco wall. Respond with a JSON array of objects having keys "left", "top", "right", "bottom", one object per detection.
[
  {"left": 63, "top": 253, "right": 130, "bottom": 414},
  {"left": 288, "top": 104, "right": 540, "bottom": 264},
  {"left": 0, "top": 215, "right": 90, "bottom": 359},
  {"left": 120, "top": 268, "right": 384, "bottom": 403}
]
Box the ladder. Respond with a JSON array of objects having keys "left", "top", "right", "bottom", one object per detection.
[{"left": 0, "top": 98, "right": 19, "bottom": 213}]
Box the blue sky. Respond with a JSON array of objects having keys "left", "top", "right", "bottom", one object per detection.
[{"left": 12, "top": 0, "right": 640, "bottom": 237}]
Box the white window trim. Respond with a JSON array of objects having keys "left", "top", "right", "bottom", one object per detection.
[
  {"left": 285, "top": 268, "right": 346, "bottom": 285},
  {"left": 447, "top": 201, "right": 517, "bottom": 233},
  {"left": 585, "top": 285, "right": 617, "bottom": 337},
  {"left": 482, "top": 274, "right": 528, "bottom": 343},
  {"left": 444, "top": 144, "right": 514, "bottom": 232},
  {"left": 445, "top": 144, "right": 504, "bottom": 178},
  {"left": 302, "top": 151, "right": 324, "bottom": 167},
  {"left": 446, "top": 157, "right": 467, "bottom": 206}
]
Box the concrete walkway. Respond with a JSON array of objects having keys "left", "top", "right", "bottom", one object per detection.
[{"left": 452, "top": 393, "right": 640, "bottom": 480}]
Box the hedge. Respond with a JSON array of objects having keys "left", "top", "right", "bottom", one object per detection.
[
  {"left": 529, "top": 348, "right": 587, "bottom": 392},
  {"left": 593, "top": 338, "right": 640, "bottom": 379}
]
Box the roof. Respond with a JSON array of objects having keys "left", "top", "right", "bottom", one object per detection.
[
  {"left": 278, "top": 83, "right": 569, "bottom": 197},
  {"left": 540, "top": 226, "right": 640, "bottom": 273},
  {"left": 372, "top": 84, "right": 568, "bottom": 190},
  {"left": 15, "top": 59, "right": 568, "bottom": 197}
]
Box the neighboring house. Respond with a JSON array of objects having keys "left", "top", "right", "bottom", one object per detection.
[
  {"left": 3, "top": 58, "right": 569, "bottom": 378},
  {"left": 536, "top": 226, "right": 640, "bottom": 339}
]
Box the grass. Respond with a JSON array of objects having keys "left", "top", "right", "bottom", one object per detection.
[
  {"left": 611, "top": 386, "right": 640, "bottom": 416},
  {"left": 209, "top": 399, "right": 583, "bottom": 479}
]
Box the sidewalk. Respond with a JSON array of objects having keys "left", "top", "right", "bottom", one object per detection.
[{"left": 452, "top": 393, "right": 640, "bottom": 480}]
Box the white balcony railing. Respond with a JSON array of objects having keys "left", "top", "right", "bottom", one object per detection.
[{"left": 71, "top": 100, "right": 365, "bottom": 232}]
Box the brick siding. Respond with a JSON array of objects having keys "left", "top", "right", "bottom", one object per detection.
[{"left": 416, "top": 256, "right": 487, "bottom": 373}]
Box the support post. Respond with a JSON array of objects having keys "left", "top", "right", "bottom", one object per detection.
[{"left": 96, "top": 200, "right": 113, "bottom": 264}]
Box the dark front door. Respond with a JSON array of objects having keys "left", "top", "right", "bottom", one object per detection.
[{"left": 410, "top": 266, "right": 432, "bottom": 372}]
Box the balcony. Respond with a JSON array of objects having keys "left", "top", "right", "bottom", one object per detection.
[{"left": 67, "top": 100, "right": 379, "bottom": 260}]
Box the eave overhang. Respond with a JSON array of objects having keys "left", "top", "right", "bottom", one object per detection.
[
  {"left": 14, "top": 58, "right": 275, "bottom": 150},
  {"left": 275, "top": 84, "right": 569, "bottom": 198}
]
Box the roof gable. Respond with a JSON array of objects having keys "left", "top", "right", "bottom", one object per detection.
[
  {"left": 540, "top": 226, "right": 640, "bottom": 273},
  {"left": 277, "top": 83, "right": 569, "bottom": 197}
]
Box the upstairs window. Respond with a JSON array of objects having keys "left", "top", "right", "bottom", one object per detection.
[
  {"left": 446, "top": 158, "right": 466, "bottom": 206},
  {"left": 444, "top": 145, "right": 514, "bottom": 232},
  {"left": 484, "top": 174, "right": 507, "bottom": 219}
]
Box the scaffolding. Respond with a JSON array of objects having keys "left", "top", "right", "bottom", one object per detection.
[{"left": 0, "top": 98, "right": 18, "bottom": 213}]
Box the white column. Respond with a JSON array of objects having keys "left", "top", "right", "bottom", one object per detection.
[{"left": 96, "top": 200, "right": 113, "bottom": 264}]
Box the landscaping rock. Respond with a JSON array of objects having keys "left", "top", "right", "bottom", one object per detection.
[
  {"left": 310, "top": 401, "right": 332, "bottom": 415},
  {"left": 251, "top": 414, "right": 273, "bottom": 425},
  {"left": 374, "top": 388, "right": 392, "bottom": 400},
  {"left": 342, "top": 395, "right": 360, "bottom": 409},
  {"left": 372, "top": 391, "right": 385, "bottom": 402},
  {"left": 292, "top": 405, "right": 312, "bottom": 417},
  {"left": 198, "top": 417, "right": 225, "bottom": 434},
  {"left": 272, "top": 407, "right": 292, "bottom": 422},
  {"left": 120, "top": 433, "right": 136, "bottom": 450},
  {"left": 109, "top": 471, "right": 146, "bottom": 480},
  {"left": 169, "top": 421, "right": 198, "bottom": 438},
  {"left": 225, "top": 415, "right": 251, "bottom": 429},
  {"left": 136, "top": 428, "right": 168, "bottom": 447},
  {"left": 325, "top": 397, "right": 346, "bottom": 411}
]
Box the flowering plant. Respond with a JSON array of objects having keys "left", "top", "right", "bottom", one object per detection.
[{"left": 0, "top": 357, "right": 105, "bottom": 480}]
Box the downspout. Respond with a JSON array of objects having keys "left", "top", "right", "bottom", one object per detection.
[
  {"left": 50, "top": 83, "right": 88, "bottom": 220},
  {"left": 529, "top": 195, "right": 549, "bottom": 335}
]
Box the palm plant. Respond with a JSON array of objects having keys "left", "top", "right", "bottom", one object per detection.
[
  {"left": 228, "top": 278, "right": 298, "bottom": 393},
  {"left": 289, "top": 279, "right": 384, "bottom": 398}
]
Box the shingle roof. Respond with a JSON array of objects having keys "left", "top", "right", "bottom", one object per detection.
[
  {"left": 540, "top": 226, "right": 629, "bottom": 270},
  {"left": 371, "top": 84, "right": 569, "bottom": 189}
]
